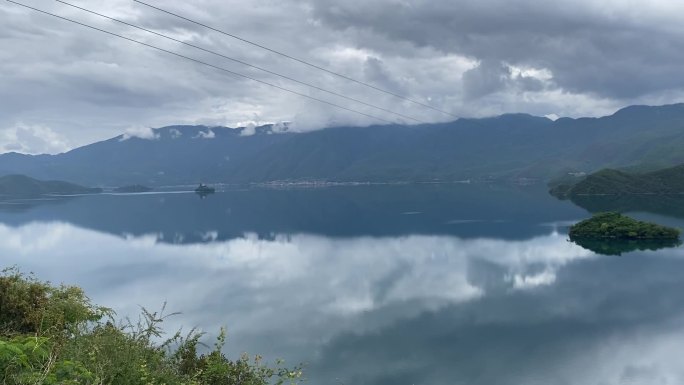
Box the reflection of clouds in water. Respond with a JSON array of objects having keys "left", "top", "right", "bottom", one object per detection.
[
  {"left": 0, "top": 222, "right": 591, "bottom": 335},
  {"left": 0, "top": 223, "right": 591, "bottom": 312},
  {"left": 508, "top": 268, "right": 557, "bottom": 289},
  {"left": 5, "top": 222, "right": 684, "bottom": 384},
  {"left": 538, "top": 219, "right": 582, "bottom": 235}
]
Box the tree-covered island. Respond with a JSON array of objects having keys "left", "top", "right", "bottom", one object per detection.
[{"left": 569, "top": 212, "right": 680, "bottom": 240}]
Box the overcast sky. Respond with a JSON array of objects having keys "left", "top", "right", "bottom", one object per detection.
[{"left": 2, "top": 0, "right": 684, "bottom": 154}]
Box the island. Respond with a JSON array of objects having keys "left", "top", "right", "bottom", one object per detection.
[
  {"left": 569, "top": 212, "right": 680, "bottom": 240},
  {"left": 568, "top": 212, "right": 681, "bottom": 255},
  {"left": 551, "top": 163, "right": 684, "bottom": 199},
  {"left": 0, "top": 174, "right": 102, "bottom": 198},
  {"left": 114, "top": 184, "right": 153, "bottom": 193}
]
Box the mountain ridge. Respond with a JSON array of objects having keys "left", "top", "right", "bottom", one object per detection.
[{"left": 2, "top": 103, "right": 684, "bottom": 186}]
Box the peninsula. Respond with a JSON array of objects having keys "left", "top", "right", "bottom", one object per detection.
[
  {"left": 551, "top": 164, "right": 684, "bottom": 199},
  {"left": 0, "top": 174, "right": 102, "bottom": 198}
]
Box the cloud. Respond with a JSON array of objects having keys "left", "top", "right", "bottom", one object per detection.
[
  {"left": 169, "top": 128, "right": 182, "bottom": 138},
  {"left": 462, "top": 60, "right": 512, "bottom": 99},
  {"left": 120, "top": 126, "right": 159, "bottom": 140},
  {"left": 193, "top": 128, "right": 215, "bottom": 139},
  {"left": 310, "top": 0, "right": 684, "bottom": 98},
  {"left": 2, "top": 0, "right": 684, "bottom": 153},
  {"left": 238, "top": 123, "right": 257, "bottom": 136},
  {"left": 269, "top": 121, "right": 291, "bottom": 133},
  {"left": 0, "top": 123, "right": 71, "bottom": 154},
  {"left": 363, "top": 57, "right": 404, "bottom": 94}
]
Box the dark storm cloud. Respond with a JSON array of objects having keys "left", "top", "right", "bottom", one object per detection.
[
  {"left": 310, "top": 0, "right": 684, "bottom": 99},
  {"left": 462, "top": 59, "right": 511, "bottom": 99}
]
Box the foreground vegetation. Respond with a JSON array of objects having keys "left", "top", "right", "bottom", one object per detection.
[
  {"left": 569, "top": 212, "right": 680, "bottom": 240},
  {"left": 0, "top": 267, "right": 303, "bottom": 385}
]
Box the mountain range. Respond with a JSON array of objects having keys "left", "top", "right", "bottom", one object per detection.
[{"left": 2, "top": 103, "right": 684, "bottom": 186}]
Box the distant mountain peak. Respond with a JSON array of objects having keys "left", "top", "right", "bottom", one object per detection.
[{"left": 612, "top": 103, "right": 684, "bottom": 117}]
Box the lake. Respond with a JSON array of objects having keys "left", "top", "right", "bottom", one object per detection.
[{"left": 2, "top": 183, "right": 684, "bottom": 385}]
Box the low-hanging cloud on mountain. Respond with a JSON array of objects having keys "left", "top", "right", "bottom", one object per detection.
[{"left": 120, "top": 126, "right": 159, "bottom": 141}]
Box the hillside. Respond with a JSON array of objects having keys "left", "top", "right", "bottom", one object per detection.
[
  {"left": 0, "top": 174, "right": 102, "bottom": 198},
  {"left": 551, "top": 163, "right": 684, "bottom": 198},
  {"left": 2, "top": 103, "right": 684, "bottom": 186}
]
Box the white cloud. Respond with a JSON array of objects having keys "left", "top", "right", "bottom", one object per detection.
[
  {"left": 0, "top": 123, "right": 71, "bottom": 154},
  {"left": 239, "top": 123, "right": 257, "bottom": 136},
  {"left": 270, "top": 121, "right": 292, "bottom": 133},
  {"left": 194, "top": 128, "right": 215, "bottom": 139},
  {"left": 120, "top": 126, "right": 159, "bottom": 141},
  {"left": 509, "top": 269, "right": 557, "bottom": 289},
  {"left": 169, "top": 128, "right": 182, "bottom": 139}
]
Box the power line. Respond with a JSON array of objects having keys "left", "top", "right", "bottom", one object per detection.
[
  {"left": 133, "top": 0, "right": 459, "bottom": 119},
  {"left": 6, "top": 0, "right": 399, "bottom": 124},
  {"left": 53, "top": 0, "right": 425, "bottom": 124}
]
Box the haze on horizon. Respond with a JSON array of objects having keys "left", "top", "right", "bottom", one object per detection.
[{"left": 2, "top": 0, "right": 684, "bottom": 154}]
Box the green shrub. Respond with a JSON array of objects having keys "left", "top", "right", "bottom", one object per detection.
[
  {"left": 0, "top": 268, "right": 304, "bottom": 385},
  {"left": 0, "top": 267, "right": 108, "bottom": 338}
]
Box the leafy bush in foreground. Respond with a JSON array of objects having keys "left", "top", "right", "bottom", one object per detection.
[{"left": 0, "top": 267, "right": 303, "bottom": 385}]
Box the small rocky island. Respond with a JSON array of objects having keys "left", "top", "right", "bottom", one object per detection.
[{"left": 569, "top": 212, "right": 680, "bottom": 240}]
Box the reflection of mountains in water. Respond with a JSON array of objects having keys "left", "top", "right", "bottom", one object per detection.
[
  {"left": 0, "top": 184, "right": 585, "bottom": 244},
  {"left": 570, "top": 194, "right": 684, "bottom": 218}
]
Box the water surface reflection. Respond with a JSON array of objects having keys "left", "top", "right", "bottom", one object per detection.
[
  {"left": 3, "top": 184, "right": 684, "bottom": 384},
  {"left": 4, "top": 221, "right": 684, "bottom": 384}
]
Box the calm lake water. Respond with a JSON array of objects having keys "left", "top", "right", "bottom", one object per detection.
[{"left": 3, "top": 184, "right": 684, "bottom": 385}]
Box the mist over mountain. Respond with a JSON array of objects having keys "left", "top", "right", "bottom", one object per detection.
[{"left": 2, "top": 104, "right": 684, "bottom": 186}]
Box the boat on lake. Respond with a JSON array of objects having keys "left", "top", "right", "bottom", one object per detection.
[{"left": 195, "top": 183, "right": 215, "bottom": 195}]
